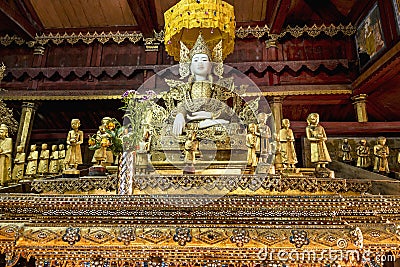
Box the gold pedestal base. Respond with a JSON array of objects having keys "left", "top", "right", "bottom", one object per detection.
[
  {"left": 62, "top": 169, "right": 80, "bottom": 178},
  {"left": 63, "top": 169, "right": 80, "bottom": 175}
]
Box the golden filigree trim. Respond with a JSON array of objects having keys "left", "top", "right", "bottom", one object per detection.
[
  {"left": 0, "top": 95, "right": 122, "bottom": 101},
  {"left": 0, "top": 23, "right": 356, "bottom": 47},
  {"left": 280, "top": 23, "right": 356, "bottom": 38}
]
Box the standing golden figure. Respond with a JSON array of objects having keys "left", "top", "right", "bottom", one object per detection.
[
  {"left": 278, "top": 119, "right": 297, "bottom": 169},
  {"left": 356, "top": 139, "right": 370, "bottom": 168},
  {"left": 65, "top": 119, "right": 83, "bottom": 170},
  {"left": 49, "top": 144, "right": 59, "bottom": 175},
  {"left": 136, "top": 130, "right": 152, "bottom": 173},
  {"left": 12, "top": 145, "right": 25, "bottom": 182},
  {"left": 26, "top": 144, "right": 38, "bottom": 178},
  {"left": 38, "top": 143, "right": 50, "bottom": 176},
  {"left": 0, "top": 124, "right": 12, "bottom": 185},
  {"left": 58, "top": 144, "right": 66, "bottom": 172},
  {"left": 341, "top": 138, "right": 352, "bottom": 163},
  {"left": 305, "top": 113, "right": 331, "bottom": 170},
  {"left": 257, "top": 113, "right": 272, "bottom": 164},
  {"left": 184, "top": 131, "right": 199, "bottom": 164},
  {"left": 373, "top": 136, "right": 390, "bottom": 174},
  {"left": 246, "top": 123, "right": 259, "bottom": 171}
]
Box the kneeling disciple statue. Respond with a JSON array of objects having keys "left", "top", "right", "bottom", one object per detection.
[
  {"left": 278, "top": 119, "right": 297, "bottom": 169},
  {"left": 12, "top": 145, "right": 25, "bottom": 182},
  {"left": 373, "top": 136, "right": 390, "bottom": 174},
  {"left": 305, "top": 113, "right": 331, "bottom": 173},
  {"left": 0, "top": 124, "right": 12, "bottom": 185}
]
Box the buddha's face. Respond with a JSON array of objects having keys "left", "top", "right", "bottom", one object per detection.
[
  {"left": 0, "top": 129, "right": 5, "bottom": 139},
  {"left": 191, "top": 53, "right": 211, "bottom": 78}
]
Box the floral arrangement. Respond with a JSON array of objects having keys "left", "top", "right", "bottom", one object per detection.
[
  {"left": 120, "top": 89, "right": 157, "bottom": 151},
  {"left": 88, "top": 118, "right": 123, "bottom": 156}
]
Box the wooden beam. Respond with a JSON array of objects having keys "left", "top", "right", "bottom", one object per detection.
[
  {"left": 268, "top": 0, "right": 293, "bottom": 34},
  {"left": 347, "top": 0, "right": 375, "bottom": 25},
  {"left": 290, "top": 121, "right": 400, "bottom": 136},
  {"left": 126, "top": 0, "right": 159, "bottom": 37},
  {"left": 353, "top": 41, "right": 400, "bottom": 95},
  {"left": 0, "top": 0, "right": 37, "bottom": 39},
  {"left": 15, "top": 0, "right": 44, "bottom": 33},
  {"left": 303, "top": 0, "right": 347, "bottom": 24}
]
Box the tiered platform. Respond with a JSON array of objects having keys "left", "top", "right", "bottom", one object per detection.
[{"left": 0, "top": 193, "right": 399, "bottom": 266}]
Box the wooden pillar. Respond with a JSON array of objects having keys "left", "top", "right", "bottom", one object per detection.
[
  {"left": 268, "top": 96, "right": 284, "bottom": 133},
  {"left": 15, "top": 102, "right": 39, "bottom": 155},
  {"left": 352, "top": 94, "right": 368, "bottom": 122},
  {"left": 265, "top": 34, "right": 279, "bottom": 61}
]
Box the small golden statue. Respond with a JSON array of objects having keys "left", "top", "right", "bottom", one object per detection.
[
  {"left": 91, "top": 117, "right": 114, "bottom": 166},
  {"left": 305, "top": 113, "right": 331, "bottom": 170},
  {"left": 278, "top": 119, "right": 297, "bottom": 169},
  {"left": 58, "top": 144, "right": 66, "bottom": 172},
  {"left": 246, "top": 123, "right": 259, "bottom": 172},
  {"left": 26, "top": 144, "right": 38, "bottom": 178},
  {"left": 356, "top": 139, "right": 370, "bottom": 168},
  {"left": 136, "top": 130, "right": 152, "bottom": 173},
  {"left": 64, "top": 119, "right": 83, "bottom": 171},
  {"left": 184, "top": 131, "right": 199, "bottom": 164},
  {"left": 48, "top": 144, "right": 59, "bottom": 175},
  {"left": 12, "top": 145, "right": 25, "bottom": 182},
  {"left": 91, "top": 125, "right": 111, "bottom": 166},
  {"left": 373, "top": 136, "right": 390, "bottom": 174},
  {"left": 0, "top": 124, "right": 12, "bottom": 186},
  {"left": 257, "top": 113, "right": 272, "bottom": 164},
  {"left": 38, "top": 143, "right": 50, "bottom": 176},
  {"left": 341, "top": 138, "right": 352, "bottom": 163},
  {"left": 183, "top": 131, "right": 199, "bottom": 174}
]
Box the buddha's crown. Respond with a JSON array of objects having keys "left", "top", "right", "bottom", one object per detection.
[{"left": 189, "top": 33, "right": 211, "bottom": 59}]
